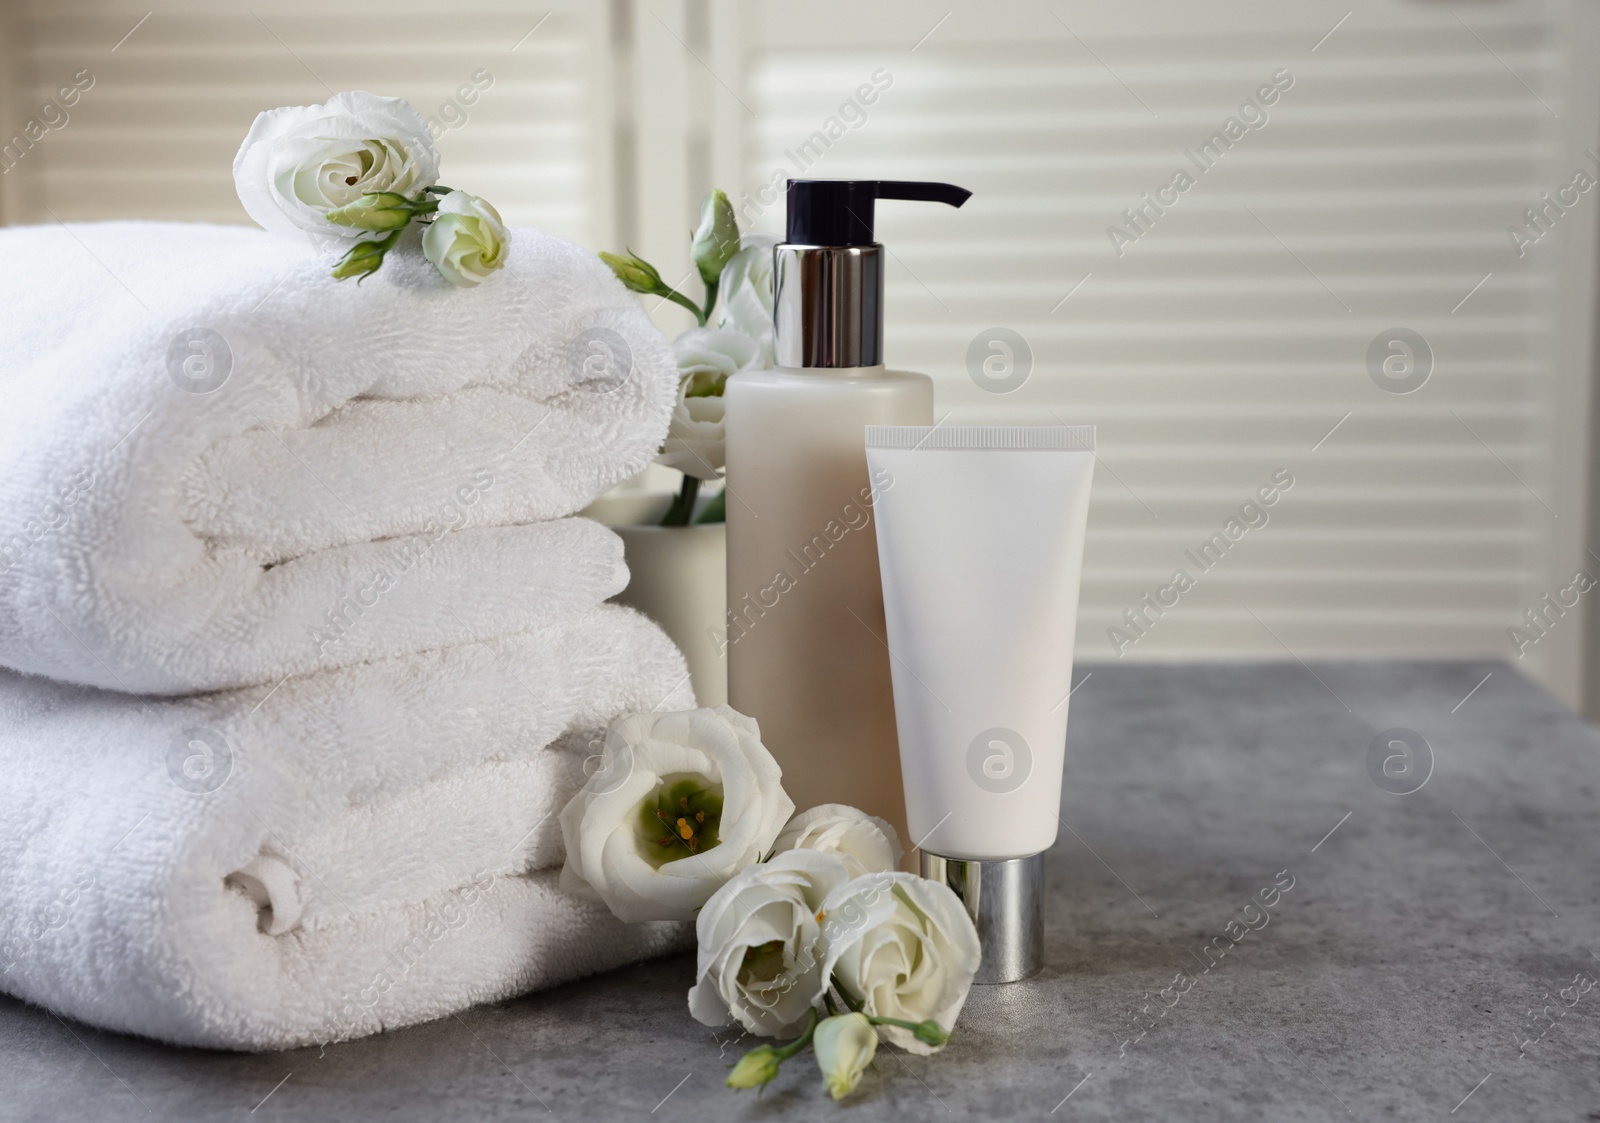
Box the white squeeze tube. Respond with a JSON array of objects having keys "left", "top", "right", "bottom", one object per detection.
[{"left": 864, "top": 424, "right": 1095, "bottom": 984}]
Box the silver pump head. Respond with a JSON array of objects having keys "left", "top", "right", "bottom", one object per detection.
[
  {"left": 772, "top": 179, "right": 971, "bottom": 369},
  {"left": 773, "top": 244, "right": 883, "bottom": 368},
  {"left": 921, "top": 851, "right": 1044, "bottom": 984}
]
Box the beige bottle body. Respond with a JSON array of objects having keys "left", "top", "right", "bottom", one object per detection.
[{"left": 724, "top": 365, "right": 933, "bottom": 849}]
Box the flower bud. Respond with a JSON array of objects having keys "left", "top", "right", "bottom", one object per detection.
[
  {"left": 330, "top": 238, "right": 391, "bottom": 282},
  {"left": 422, "top": 190, "right": 508, "bottom": 286},
  {"left": 911, "top": 1019, "right": 950, "bottom": 1047},
  {"left": 814, "top": 1013, "right": 877, "bottom": 1100},
  {"left": 725, "top": 1045, "right": 781, "bottom": 1090},
  {"left": 325, "top": 192, "right": 415, "bottom": 231},
  {"left": 599, "top": 250, "right": 664, "bottom": 294},
  {"left": 690, "top": 189, "right": 739, "bottom": 286}
]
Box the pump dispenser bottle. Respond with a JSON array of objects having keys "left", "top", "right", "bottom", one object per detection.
[{"left": 724, "top": 179, "right": 970, "bottom": 850}]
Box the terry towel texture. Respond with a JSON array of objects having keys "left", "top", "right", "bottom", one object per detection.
[
  {"left": 0, "top": 604, "right": 696, "bottom": 1050},
  {"left": 0, "top": 221, "right": 677, "bottom": 694}
]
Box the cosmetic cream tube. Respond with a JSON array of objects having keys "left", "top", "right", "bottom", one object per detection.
[{"left": 864, "top": 424, "right": 1094, "bottom": 982}]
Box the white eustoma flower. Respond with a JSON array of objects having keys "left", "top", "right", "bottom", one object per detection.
[
  {"left": 233, "top": 90, "right": 440, "bottom": 241},
  {"left": 715, "top": 233, "right": 779, "bottom": 365},
  {"left": 558, "top": 706, "right": 794, "bottom": 923},
  {"left": 688, "top": 849, "right": 851, "bottom": 1037},
  {"left": 422, "top": 190, "right": 510, "bottom": 286},
  {"left": 772, "top": 804, "right": 903, "bottom": 880},
  {"left": 814, "top": 1012, "right": 878, "bottom": 1099},
  {"left": 819, "top": 873, "right": 981, "bottom": 1055},
  {"left": 658, "top": 327, "right": 760, "bottom": 479}
]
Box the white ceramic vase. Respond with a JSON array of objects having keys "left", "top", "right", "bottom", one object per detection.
[
  {"left": 584, "top": 474, "right": 728, "bottom": 707},
  {"left": 612, "top": 522, "right": 727, "bottom": 707}
]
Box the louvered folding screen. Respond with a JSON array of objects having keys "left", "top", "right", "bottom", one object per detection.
[
  {"left": 1, "top": 1, "right": 615, "bottom": 247},
  {"left": 706, "top": 0, "right": 1600, "bottom": 705}
]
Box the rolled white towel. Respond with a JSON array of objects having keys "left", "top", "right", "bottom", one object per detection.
[
  {"left": 0, "top": 603, "right": 696, "bottom": 1050},
  {"left": 0, "top": 220, "right": 677, "bottom": 693}
]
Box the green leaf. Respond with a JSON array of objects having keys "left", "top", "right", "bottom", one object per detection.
[{"left": 693, "top": 488, "right": 726, "bottom": 524}]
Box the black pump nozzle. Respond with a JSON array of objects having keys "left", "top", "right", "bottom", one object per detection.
[
  {"left": 784, "top": 179, "right": 971, "bottom": 246},
  {"left": 773, "top": 179, "right": 971, "bottom": 367}
]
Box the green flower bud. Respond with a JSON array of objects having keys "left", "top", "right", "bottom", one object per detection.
[
  {"left": 689, "top": 189, "right": 739, "bottom": 286},
  {"left": 911, "top": 1019, "right": 949, "bottom": 1047},
  {"left": 330, "top": 237, "right": 393, "bottom": 282},
  {"left": 726, "top": 1045, "right": 782, "bottom": 1090},
  {"left": 325, "top": 192, "right": 415, "bottom": 232},
  {"left": 599, "top": 250, "right": 665, "bottom": 294}
]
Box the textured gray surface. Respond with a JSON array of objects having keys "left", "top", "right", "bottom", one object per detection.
[{"left": 3, "top": 660, "right": 1598, "bottom": 1121}]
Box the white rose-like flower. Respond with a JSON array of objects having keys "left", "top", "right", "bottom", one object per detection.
[
  {"left": 820, "top": 873, "right": 982, "bottom": 1055},
  {"left": 422, "top": 190, "right": 510, "bottom": 286},
  {"left": 558, "top": 706, "right": 794, "bottom": 923},
  {"left": 773, "top": 804, "right": 904, "bottom": 880},
  {"left": 233, "top": 90, "right": 440, "bottom": 241},
  {"left": 716, "top": 233, "right": 779, "bottom": 365},
  {"left": 688, "top": 849, "right": 851, "bottom": 1037},
  {"left": 658, "top": 328, "right": 760, "bottom": 479}
]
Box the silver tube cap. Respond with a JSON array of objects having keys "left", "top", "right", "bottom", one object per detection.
[{"left": 921, "top": 852, "right": 1044, "bottom": 984}]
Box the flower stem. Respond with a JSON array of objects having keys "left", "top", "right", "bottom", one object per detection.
[
  {"left": 660, "top": 474, "right": 700, "bottom": 527},
  {"left": 700, "top": 278, "right": 720, "bottom": 326},
  {"left": 828, "top": 977, "right": 949, "bottom": 1044},
  {"left": 833, "top": 978, "right": 864, "bottom": 1013},
  {"left": 725, "top": 1009, "right": 818, "bottom": 1093},
  {"left": 693, "top": 487, "right": 726, "bottom": 525},
  {"left": 657, "top": 285, "right": 707, "bottom": 326},
  {"left": 773, "top": 1008, "right": 819, "bottom": 1062},
  {"left": 864, "top": 1013, "right": 951, "bottom": 1047}
]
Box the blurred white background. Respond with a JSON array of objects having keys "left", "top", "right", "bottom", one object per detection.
[{"left": 3, "top": 0, "right": 1598, "bottom": 711}]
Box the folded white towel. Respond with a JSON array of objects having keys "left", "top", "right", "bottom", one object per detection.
[
  {"left": 0, "top": 603, "right": 696, "bottom": 1050},
  {"left": 0, "top": 220, "right": 676, "bottom": 693}
]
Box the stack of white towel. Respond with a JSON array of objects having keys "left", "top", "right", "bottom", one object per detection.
[{"left": 0, "top": 222, "right": 694, "bottom": 1050}]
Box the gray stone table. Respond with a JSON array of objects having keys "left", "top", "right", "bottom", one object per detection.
[{"left": 4, "top": 661, "right": 1598, "bottom": 1121}]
